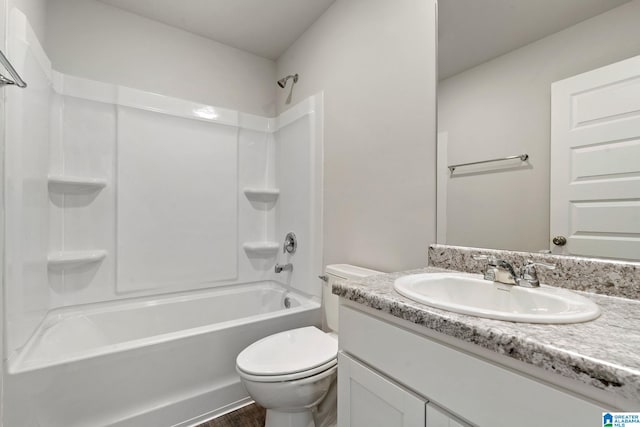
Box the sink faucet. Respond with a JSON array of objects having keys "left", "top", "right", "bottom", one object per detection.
[
  {"left": 519, "top": 260, "right": 556, "bottom": 287},
  {"left": 275, "top": 263, "right": 293, "bottom": 273},
  {"left": 495, "top": 259, "right": 519, "bottom": 284},
  {"left": 473, "top": 256, "right": 555, "bottom": 288}
]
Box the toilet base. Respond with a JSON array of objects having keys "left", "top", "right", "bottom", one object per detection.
[{"left": 265, "top": 408, "right": 315, "bottom": 427}]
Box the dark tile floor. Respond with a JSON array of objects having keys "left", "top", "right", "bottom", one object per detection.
[{"left": 199, "top": 403, "right": 266, "bottom": 427}]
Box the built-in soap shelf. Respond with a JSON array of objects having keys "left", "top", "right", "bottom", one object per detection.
[
  {"left": 243, "top": 187, "right": 280, "bottom": 202},
  {"left": 47, "top": 250, "right": 107, "bottom": 269},
  {"left": 242, "top": 241, "right": 279, "bottom": 256},
  {"left": 48, "top": 175, "right": 107, "bottom": 193}
]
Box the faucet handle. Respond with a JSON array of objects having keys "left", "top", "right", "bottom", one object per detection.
[
  {"left": 518, "top": 260, "right": 555, "bottom": 288},
  {"left": 472, "top": 255, "right": 498, "bottom": 265},
  {"left": 473, "top": 255, "right": 499, "bottom": 281},
  {"left": 283, "top": 232, "right": 297, "bottom": 254},
  {"left": 523, "top": 260, "right": 556, "bottom": 270}
]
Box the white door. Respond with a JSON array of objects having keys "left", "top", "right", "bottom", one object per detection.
[
  {"left": 338, "top": 352, "right": 426, "bottom": 427},
  {"left": 550, "top": 54, "right": 640, "bottom": 260}
]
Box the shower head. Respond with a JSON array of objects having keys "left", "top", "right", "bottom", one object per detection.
[{"left": 277, "top": 74, "right": 298, "bottom": 88}]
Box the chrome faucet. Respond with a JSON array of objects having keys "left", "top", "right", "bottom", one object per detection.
[
  {"left": 473, "top": 256, "right": 555, "bottom": 288},
  {"left": 519, "top": 260, "right": 556, "bottom": 287},
  {"left": 275, "top": 263, "right": 293, "bottom": 273}
]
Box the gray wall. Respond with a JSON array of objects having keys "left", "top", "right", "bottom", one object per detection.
[
  {"left": 439, "top": 0, "right": 640, "bottom": 252},
  {"left": 46, "top": 0, "right": 277, "bottom": 117},
  {"left": 276, "top": 0, "right": 438, "bottom": 272}
]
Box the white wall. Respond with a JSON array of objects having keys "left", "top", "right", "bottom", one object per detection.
[
  {"left": 4, "top": 7, "right": 53, "bottom": 361},
  {"left": 439, "top": 0, "right": 640, "bottom": 252},
  {"left": 2, "top": 0, "right": 47, "bottom": 412},
  {"left": 45, "top": 0, "right": 277, "bottom": 117},
  {"left": 6, "top": 68, "right": 322, "bottom": 358},
  {"left": 276, "top": 0, "right": 438, "bottom": 272},
  {"left": 273, "top": 95, "right": 324, "bottom": 298},
  {"left": 8, "top": 0, "right": 45, "bottom": 40},
  {"left": 0, "top": 0, "right": 6, "bottom": 419}
]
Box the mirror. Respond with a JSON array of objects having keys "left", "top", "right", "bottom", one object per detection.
[{"left": 437, "top": 0, "right": 640, "bottom": 261}]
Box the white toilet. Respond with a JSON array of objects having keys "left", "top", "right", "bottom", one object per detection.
[{"left": 236, "top": 264, "right": 382, "bottom": 427}]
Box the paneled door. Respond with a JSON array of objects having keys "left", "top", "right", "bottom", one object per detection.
[
  {"left": 338, "top": 352, "right": 426, "bottom": 427},
  {"left": 550, "top": 54, "right": 640, "bottom": 260}
]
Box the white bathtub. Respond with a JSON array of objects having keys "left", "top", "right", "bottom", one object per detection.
[{"left": 5, "top": 282, "right": 321, "bottom": 427}]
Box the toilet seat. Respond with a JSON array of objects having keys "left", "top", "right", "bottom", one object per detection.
[
  {"left": 236, "top": 326, "right": 338, "bottom": 382},
  {"left": 237, "top": 358, "right": 337, "bottom": 383}
]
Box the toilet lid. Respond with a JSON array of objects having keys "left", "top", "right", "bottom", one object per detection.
[{"left": 236, "top": 326, "right": 338, "bottom": 376}]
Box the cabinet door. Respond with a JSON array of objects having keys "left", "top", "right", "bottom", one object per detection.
[
  {"left": 338, "top": 352, "right": 426, "bottom": 427},
  {"left": 426, "top": 403, "right": 469, "bottom": 427}
]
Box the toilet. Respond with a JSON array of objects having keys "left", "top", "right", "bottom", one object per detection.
[{"left": 236, "top": 264, "right": 382, "bottom": 427}]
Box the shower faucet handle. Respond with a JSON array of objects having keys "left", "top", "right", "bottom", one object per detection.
[{"left": 283, "top": 232, "right": 297, "bottom": 254}]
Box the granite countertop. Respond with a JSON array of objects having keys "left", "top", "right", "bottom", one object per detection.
[{"left": 333, "top": 267, "right": 640, "bottom": 403}]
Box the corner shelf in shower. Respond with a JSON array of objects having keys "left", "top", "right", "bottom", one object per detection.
[
  {"left": 242, "top": 241, "right": 279, "bottom": 256},
  {"left": 47, "top": 250, "right": 107, "bottom": 269},
  {"left": 243, "top": 187, "right": 280, "bottom": 202},
  {"left": 48, "top": 175, "right": 107, "bottom": 193}
]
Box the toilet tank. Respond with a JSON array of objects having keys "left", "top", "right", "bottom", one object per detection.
[{"left": 323, "top": 264, "right": 383, "bottom": 333}]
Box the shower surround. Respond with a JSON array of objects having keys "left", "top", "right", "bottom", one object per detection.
[{"left": 4, "top": 10, "right": 324, "bottom": 426}]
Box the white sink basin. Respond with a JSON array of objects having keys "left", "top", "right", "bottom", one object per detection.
[{"left": 394, "top": 273, "right": 601, "bottom": 324}]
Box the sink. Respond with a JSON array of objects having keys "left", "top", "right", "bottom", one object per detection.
[{"left": 393, "top": 273, "right": 601, "bottom": 324}]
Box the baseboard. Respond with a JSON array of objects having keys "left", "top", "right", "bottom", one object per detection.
[{"left": 179, "top": 397, "right": 254, "bottom": 427}]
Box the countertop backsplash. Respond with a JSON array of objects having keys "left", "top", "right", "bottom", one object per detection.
[{"left": 428, "top": 244, "right": 640, "bottom": 300}]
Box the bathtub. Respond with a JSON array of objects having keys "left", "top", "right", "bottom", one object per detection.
[{"left": 5, "top": 282, "right": 321, "bottom": 427}]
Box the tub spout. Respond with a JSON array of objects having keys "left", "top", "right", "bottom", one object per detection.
[{"left": 275, "top": 263, "right": 293, "bottom": 273}]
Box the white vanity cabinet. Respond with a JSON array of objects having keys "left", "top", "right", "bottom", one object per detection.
[
  {"left": 426, "top": 404, "right": 469, "bottom": 427},
  {"left": 338, "top": 351, "right": 468, "bottom": 427},
  {"left": 338, "top": 352, "right": 426, "bottom": 427},
  {"left": 338, "top": 304, "right": 608, "bottom": 427}
]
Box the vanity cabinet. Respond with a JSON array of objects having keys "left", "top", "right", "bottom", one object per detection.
[
  {"left": 338, "top": 304, "right": 608, "bottom": 427},
  {"left": 426, "top": 404, "right": 468, "bottom": 427},
  {"left": 337, "top": 352, "right": 426, "bottom": 427},
  {"left": 338, "top": 352, "right": 468, "bottom": 427}
]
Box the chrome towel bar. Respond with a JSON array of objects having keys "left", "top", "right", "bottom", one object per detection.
[
  {"left": 0, "top": 49, "right": 27, "bottom": 88},
  {"left": 448, "top": 153, "right": 528, "bottom": 173}
]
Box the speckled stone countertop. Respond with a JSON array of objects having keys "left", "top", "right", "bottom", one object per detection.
[
  {"left": 333, "top": 267, "right": 640, "bottom": 403},
  {"left": 429, "top": 244, "right": 640, "bottom": 300}
]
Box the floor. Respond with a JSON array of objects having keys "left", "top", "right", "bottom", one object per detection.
[{"left": 199, "top": 404, "right": 266, "bottom": 427}]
